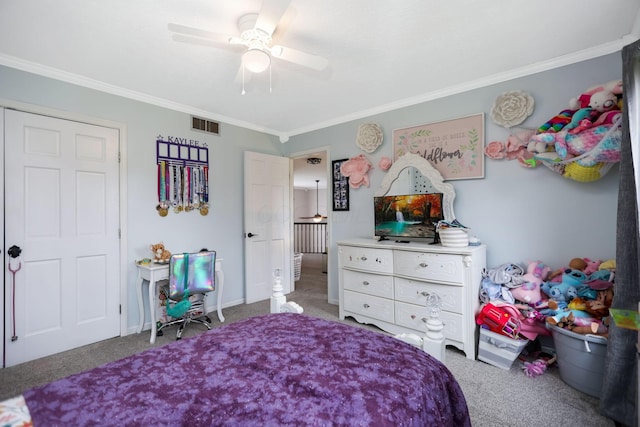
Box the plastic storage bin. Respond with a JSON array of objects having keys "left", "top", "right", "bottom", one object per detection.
[
  {"left": 548, "top": 323, "right": 607, "bottom": 397},
  {"left": 478, "top": 328, "right": 528, "bottom": 370},
  {"left": 294, "top": 253, "right": 303, "bottom": 281}
]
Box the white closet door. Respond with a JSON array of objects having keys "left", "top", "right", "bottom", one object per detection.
[{"left": 4, "top": 109, "right": 120, "bottom": 367}]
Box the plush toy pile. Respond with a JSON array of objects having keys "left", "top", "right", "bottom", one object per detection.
[
  {"left": 476, "top": 257, "right": 614, "bottom": 377},
  {"left": 478, "top": 257, "right": 615, "bottom": 341},
  {"left": 485, "top": 80, "right": 624, "bottom": 182}
]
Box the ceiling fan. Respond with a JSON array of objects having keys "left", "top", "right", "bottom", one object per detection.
[
  {"left": 167, "top": 0, "right": 328, "bottom": 80},
  {"left": 300, "top": 179, "right": 327, "bottom": 222}
]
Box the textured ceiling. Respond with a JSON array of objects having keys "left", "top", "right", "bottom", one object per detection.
[{"left": 0, "top": 1, "right": 639, "bottom": 144}]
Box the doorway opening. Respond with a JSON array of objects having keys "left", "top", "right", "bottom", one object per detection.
[{"left": 291, "top": 149, "right": 329, "bottom": 297}]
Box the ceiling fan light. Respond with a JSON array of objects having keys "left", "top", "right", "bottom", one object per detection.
[
  {"left": 243, "top": 48, "right": 271, "bottom": 73},
  {"left": 313, "top": 214, "right": 323, "bottom": 223}
]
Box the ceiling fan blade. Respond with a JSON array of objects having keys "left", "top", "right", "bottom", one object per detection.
[
  {"left": 167, "top": 23, "right": 233, "bottom": 44},
  {"left": 171, "top": 33, "right": 237, "bottom": 50},
  {"left": 255, "top": 0, "right": 291, "bottom": 36},
  {"left": 271, "top": 45, "right": 328, "bottom": 71}
]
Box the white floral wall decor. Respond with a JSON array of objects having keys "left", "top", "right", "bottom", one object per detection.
[
  {"left": 490, "top": 90, "right": 535, "bottom": 128},
  {"left": 356, "top": 123, "right": 383, "bottom": 153}
]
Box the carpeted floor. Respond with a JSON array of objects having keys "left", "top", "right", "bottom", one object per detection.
[{"left": 0, "top": 254, "right": 614, "bottom": 426}]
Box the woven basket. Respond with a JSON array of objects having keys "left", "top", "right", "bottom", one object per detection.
[{"left": 438, "top": 228, "right": 469, "bottom": 248}]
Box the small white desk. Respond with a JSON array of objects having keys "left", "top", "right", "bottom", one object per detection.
[{"left": 135, "top": 260, "right": 224, "bottom": 344}]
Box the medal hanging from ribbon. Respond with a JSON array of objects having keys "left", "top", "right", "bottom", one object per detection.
[{"left": 155, "top": 138, "right": 210, "bottom": 216}]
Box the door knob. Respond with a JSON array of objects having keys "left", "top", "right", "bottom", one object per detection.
[
  {"left": 8, "top": 245, "right": 21, "bottom": 258},
  {"left": 247, "top": 232, "right": 258, "bottom": 238}
]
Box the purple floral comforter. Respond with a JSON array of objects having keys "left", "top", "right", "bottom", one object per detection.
[{"left": 23, "top": 314, "right": 470, "bottom": 426}]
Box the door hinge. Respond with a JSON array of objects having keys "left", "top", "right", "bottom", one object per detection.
[
  {"left": 119, "top": 304, "right": 122, "bottom": 314},
  {"left": 118, "top": 228, "right": 121, "bottom": 238},
  {"left": 118, "top": 152, "right": 121, "bottom": 163}
]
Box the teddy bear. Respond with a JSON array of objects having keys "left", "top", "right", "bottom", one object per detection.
[{"left": 150, "top": 242, "right": 171, "bottom": 263}]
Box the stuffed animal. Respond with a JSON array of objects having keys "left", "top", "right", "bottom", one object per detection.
[
  {"left": 563, "top": 80, "right": 623, "bottom": 134},
  {"left": 599, "top": 259, "right": 616, "bottom": 271},
  {"left": 546, "top": 309, "right": 595, "bottom": 327},
  {"left": 527, "top": 122, "right": 622, "bottom": 166},
  {"left": 526, "top": 80, "right": 623, "bottom": 174},
  {"left": 583, "top": 258, "right": 602, "bottom": 275},
  {"left": 548, "top": 258, "right": 588, "bottom": 282},
  {"left": 150, "top": 242, "right": 171, "bottom": 263},
  {"left": 548, "top": 310, "right": 608, "bottom": 337},
  {"left": 569, "top": 79, "right": 623, "bottom": 111},
  {"left": 536, "top": 109, "right": 575, "bottom": 134},
  {"left": 563, "top": 107, "right": 600, "bottom": 134},
  {"left": 541, "top": 269, "right": 586, "bottom": 307},
  {"left": 510, "top": 261, "right": 551, "bottom": 305},
  {"left": 568, "top": 296, "right": 610, "bottom": 319}
]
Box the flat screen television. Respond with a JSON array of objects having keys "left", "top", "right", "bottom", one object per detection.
[{"left": 374, "top": 193, "right": 443, "bottom": 241}]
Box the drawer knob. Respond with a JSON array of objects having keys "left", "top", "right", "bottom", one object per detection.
[
  {"left": 421, "top": 317, "right": 428, "bottom": 323},
  {"left": 420, "top": 291, "right": 430, "bottom": 297},
  {"left": 360, "top": 256, "right": 368, "bottom": 261},
  {"left": 419, "top": 262, "right": 428, "bottom": 268},
  {"left": 363, "top": 303, "right": 370, "bottom": 309},
  {"left": 362, "top": 281, "right": 370, "bottom": 286}
]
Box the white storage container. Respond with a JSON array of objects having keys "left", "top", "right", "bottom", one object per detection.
[
  {"left": 438, "top": 228, "right": 469, "bottom": 248},
  {"left": 478, "top": 328, "right": 528, "bottom": 370}
]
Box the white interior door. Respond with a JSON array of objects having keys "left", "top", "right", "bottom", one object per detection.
[
  {"left": 244, "top": 151, "right": 292, "bottom": 304},
  {"left": 4, "top": 109, "right": 120, "bottom": 367}
]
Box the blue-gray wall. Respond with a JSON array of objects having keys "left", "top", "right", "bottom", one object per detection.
[
  {"left": 0, "top": 51, "right": 621, "bottom": 323},
  {"left": 282, "top": 53, "right": 621, "bottom": 303},
  {"left": 0, "top": 65, "right": 281, "bottom": 331}
]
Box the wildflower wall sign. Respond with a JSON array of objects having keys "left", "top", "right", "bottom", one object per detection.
[{"left": 393, "top": 113, "right": 484, "bottom": 180}]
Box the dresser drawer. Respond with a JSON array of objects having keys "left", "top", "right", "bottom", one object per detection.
[
  {"left": 343, "top": 290, "right": 394, "bottom": 323},
  {"left": 339, "top": 246, "right": 393, "bottom": 274},
  {"left": 394, "top": 301, "right": 462, "bottom": 342},
  {"left": 394, "top": 277, "right": 463, "bottom": 314},
  {"left": 343, "top": 269, "right": 393, "bottom": 299},
  {"left": 394, "top": 251, "right": 464, "bottom": 283}
]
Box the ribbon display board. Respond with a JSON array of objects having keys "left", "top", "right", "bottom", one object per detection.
[{"left": 156, "top": 137, "right": 209, "bottom": 216}]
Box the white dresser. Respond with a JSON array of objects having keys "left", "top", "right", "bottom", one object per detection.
[{"left": 338, "top": 238, "right": 486, "bottom": 360}]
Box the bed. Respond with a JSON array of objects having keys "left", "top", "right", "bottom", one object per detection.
[{"left": 3, "top": 313, "right": 470, "bottom": 426}]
